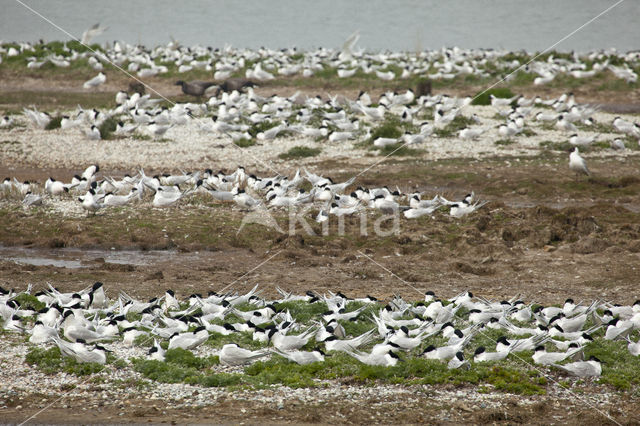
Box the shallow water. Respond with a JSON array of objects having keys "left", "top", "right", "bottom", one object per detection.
[
  {"left": 3, "top": 0, "right": 639, "bottom": 51},
  {"left": 0, "top": 246, "right": 186, "bottom": 269},
  {"left": 1, "top": 200, "right": 638, "bottom": 269},
  {"left": 4, "top": 254, "right": 86, "bottom": 269}
]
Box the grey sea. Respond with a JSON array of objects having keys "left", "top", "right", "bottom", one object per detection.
[{"left": 2, "top": 0, "right": 639, "bottom": 51}]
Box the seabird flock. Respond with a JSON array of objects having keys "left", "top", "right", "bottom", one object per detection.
[
  {"left": 2, "top": 283, "right": 640, "bottom": 379},
  {"left": 2, "top": 34, "right": 640, "bottom": 387},
  {"left": 2, "top": 163, "right": 487, "bottom": 220},
  {"left": 3, "top": 41, "right": 640, "bottom": 218},
  {"left": 2, "top": 36, "right": 639, "bottom": 188}
]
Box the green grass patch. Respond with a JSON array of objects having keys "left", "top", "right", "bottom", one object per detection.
[
  {"left": 205, "top": 331, "right": 265, "bottom": 350},
  {"left": 45, "top": 115, "right": 62, "bottom": 130},
  {"left": 361, "top": 117, "right": 420, "bottom": 156},
  {"left": 98, "top": 117, "right": 118, "bottom": 140},
  {"left": 434, "top": 115, "right": 476, "bottom": 138},
  {"left": 586, "top": 339, "right": 640, "bottom": 390},
  {"left": 368, "top": 118, "right": 404, "bottom": 143},
  {"left": 132, "top": 133, "right": 152, "bottom": 141},
  {"left": 508, "top": 71, "right": 537, "bottom": 86},
  {"left": 275, "top": 300, "right": 328, "bottom": 324},
  {"left": 279, "top": 146, "right": 321, "bottom": 160},
  {"left": 233, "top": 138, "right": 256, "bottom": 148},
  {"left": 495, "top": 139, "right": 515, "bottom": 146},
  {"left": 246, "top": 353, "right": 545, "bottom": 393},
  {"left": 133, "top": 359, "right": 202, "bottom": 384},
  {"left": 248, "top": 120, "right": 281, "bottom": 138},
  {"left": 622, "top": 136, "right": 640, "bottom": 151},
  {"left": 165, "top": 348, "right": 219, "bottom": 369},
  {"left": 133, "top": 349, "right": 237, "bottom": 388},
  {"left": 471, "top": 87, "right": 516, "bottom": 106},
  {"left": 577, "top": 120, "right": 615, "bottom": 134},
  {"left": 13, "top": 293, "right": 45, "bottom": 311},
  {"left": 26, "top": 346, "right": 104, "bottom": 375}
]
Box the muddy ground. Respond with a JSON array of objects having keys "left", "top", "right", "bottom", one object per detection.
[
  {"left": 2, "top": 389, "right": 635, "bottom": 425},
  {"left": 2, "top": 155, "right": 640, "bottom": 305}
]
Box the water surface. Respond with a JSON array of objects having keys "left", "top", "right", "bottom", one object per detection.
[{"left": 2, "top": 0, "right": 638, "bottom": 51}]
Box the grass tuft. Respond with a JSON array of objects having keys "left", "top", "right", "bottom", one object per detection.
[
  {"left": 248, "top": 121, "right": 280, "bottom": 138},
  {"left": 585, "top": 339, "right": 640, "bottom": 390},
  {"left": 26, "top": 347, "right": 104, "bottom": 375},
  {"left": 164, "top": 348, "right": 219, "bottom": 369},
  {"left": 540, "top": 140, "right": 572, "bottom": 151},
  {"left": 279, "top": 146, "right": 321, "bottom": 160},
  {"left": 98, "top": 117, "right": 118, "bottom": 140},
  {"left": 45, "top": 116, "right": 62, "bottom": 130},
  {"left": 471, "top": 88, "right": 516, "bottom": 106},
  {"left": 233, "top": 138, "right": 256, "bottom": 148},
  {"left": 13, "top": 293, "right": 46, "bottom": 311},
  {"left": 133, "top": 359, "right": 200, "bottom": 384},
  {"left": 368, "top": 119, "right": 404, "bottom": 143},
  {"left": 434, "top": 115, "right": 476, "bottom": 138}
]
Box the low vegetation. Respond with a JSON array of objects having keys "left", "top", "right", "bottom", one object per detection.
[
  {"left": 13, "top": 293, "right": 45, "bottom": 311},
  {"left": 98, "top": 117, "right": 118, "bottom": 140},
  {"left": 19, "top": 298, "right": 640, "bottom": 394},
  {"left": 279, "top": 146, "right": 321, "bottom": 159},
  {"left": 233, "top": 138, "right": 256, "bottom": 148},
  {"left": 471, "top": 88, "right": 516, "bottom": 106},
  {"left": 248, "top": 121, "right": 281, "bottom": 138},
  {"left": 434, "top": 115, "right": 477, "bottom": 138},
  {"left": 368, "top": 118, "right": 404, "bottom": 142},
  {"left": 360, "top": 117, "right": 421, "bottom": 156},
  {"left": 26, "top": 347, "right": 105, "bottom": 376},
  {"left": 44, "top": 115, "right": 62, "bottom": 130}
]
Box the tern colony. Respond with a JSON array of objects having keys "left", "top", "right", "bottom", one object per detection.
[
  {"left": 3, "top": 38, "right": 640, "bottom": 207},
  {"left": 2, "top": 283, "right": 640, "bottom": 379},
  {"left": 9, "top": 80, "right": 640, "bottom": 196},
  {"left": 7, "top": 86, "right": 640, "bottom": 217},
  {"left": 3, "top": 34, "right": 640, "bottom": 146},
  {"left": 1, "top": 164, "right": 486, "bottom": 220},
  {"left": 1, "top": 31, "right": 638, "bottom": 86},
  {"left": 6, "top": 67, "right": 640, "bottom": 183}
]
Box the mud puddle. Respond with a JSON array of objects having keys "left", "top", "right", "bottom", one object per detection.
[{"left": 0, "top": 246, "right": 201, "bottom": 269}]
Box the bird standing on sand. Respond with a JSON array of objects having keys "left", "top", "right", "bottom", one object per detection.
[{"left": 569, "top": 147, "right": 590, "bottom": 177}]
